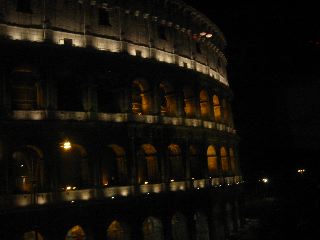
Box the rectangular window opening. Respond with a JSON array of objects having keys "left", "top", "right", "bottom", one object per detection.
[
  {"left": 157, "top": 25, "right": 167, "bottom": 40},
  {"left": 63, "top": 38, "right": 73, "bottom": 46},
  {"left": 135, "top": 50, "right": 142, "bottom": 57},
  {"left": 16, "top": 0, "right": 32, "bottom": 13},
  {"left": 99, "top": 8, "right": 111, "bottom": 26}
]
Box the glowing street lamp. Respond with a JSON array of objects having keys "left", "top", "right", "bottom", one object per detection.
[
  {"left": 297, "top": 169, "right": 306, "bottom": 174},
  {"left": 61, "top": 140, "right": 72, "bottom": 150}
]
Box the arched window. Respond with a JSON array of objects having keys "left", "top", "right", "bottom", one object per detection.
[
  {"left": 171, "top": 213, "right": 189, "bottom": 240},
  {"left": 168, "top": 144, "right": 184, "bottom": 180},
  {"left": 12, "top": 146, "right": 44, "bottom": 193},
  {"left": 65, "top": 225, "right": 86, "bottom": 240},
  {"left": 142, "top": 217, "right": 164, "bottom": 240},
  {"left": 220, "top": 147, "right": 229, "bottom": 174},
  {"left": 199, "top": 90, "right": 210, "bottom": 119},
  {"left": 107, "top": 220, "right": 130, "bottom": 240},
  {"left": 194, "top": 212, "right": 209, "bottom": 240},
  {"left": 23, "top": 231, "right": 44, "bottom": 240},
  {"left": 57, "top": 75, "right": 83, "bottom": 111},
  {"left": 189, "top": 145, "right": 202, "bottom": 179},
  {"left": 207, "top": 145, "right": 218, "bottom": 176},
  {"left": 159, "top": 81, "right": 177, "bottom": 116},
  {"left": 222, "top": 99, "right": 228, "bottom": 124},
  {"left": 183, "top": 87, "right": 196, "bottom": 118},
  {"left": 137, "top": 144, "right": 160, "bottom": 184},
  {"left": 132, "top": 79, "right": 151, "bottom": 115},
  {"left": 229, "top": 148, "right": 236, "bottom": 175},
  {"left": 101, "top": 145, "right": 128, "bottom": 186},
  {"left": 213, "top": 95, "right": 221, "bottom": 122},
  {"left": 11, "top": 68, "right": 41, "bottom": 110},
  {"left": 59, "top": 143, "right": 90, "bottom": 189}
]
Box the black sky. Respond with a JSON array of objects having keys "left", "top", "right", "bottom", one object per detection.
[{"left": 183, "top": 1, "right": 320, "bottom": 179}]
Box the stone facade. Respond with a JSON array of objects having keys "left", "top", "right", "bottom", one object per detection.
[{"left": 0, "top": 1, "right": 243, "bottom": 239}]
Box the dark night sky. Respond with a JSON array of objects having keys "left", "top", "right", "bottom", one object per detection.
[{"left": 184, "top": 1, "right": 320, "bottom": 179}]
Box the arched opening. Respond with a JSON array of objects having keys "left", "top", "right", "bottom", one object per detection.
[
  {"left": 65, "top": 225, "right": 86, "bottom": 240},
  {"left": 207, "top": 145, "right": 218, "bottom": 176},
  {"left": 107, "top": 220, "right": 130, "bottom": 240},
  {"left": 131, "top": 79, "right": 151, "bottom": 115},
  {"left": 142, "top": 217, "right": 164, "bottom": 240},
  {"left": 183, "top": 87, "right": 196, "bottom": 118},
  {"left": 199, "top": 90, "right": 210, "bottom": 119},
  {"left": 168, "top": 144, "right": 184, "bottom": 180},
  {"left": 59, "top": 143, "right": 90, "bottom": 189},
  {"left": 171, "top": 213, "right": 189, "bottom": 240},
  {"left": 97, "top": 83, "right": 121, "bottom": 113},
  {"left": 222, "top": 99, "right": 228, "bottom": 124},
  {"left": 189, "top": 145, "right": 202, "bottom": 180},
  {"left": 10, "top": 67, "right": 42, "bottom": 110},
  {"left": 229, "top": 148, "right": 236, "bottom": 175},
  {"left": 213, "top": 95, "right": 221, "bottom": 122},
  {"left": 137, "top": 144, "right": 160, "bottom": 184},
  {"left": 220, "top": 146, "right": 229, "bottom": 174},
  {"left": 101, "top": 145, "right": 128, "bottom": 186},
  {"left": 194, "top": 212, "right": 209, "bottom": 240},
  {"left": 159, "top": 81, "right": 177, "bottom": 116},
  {"left": 12, "top": 146, "right": 44, "bottom": 193},
  {"left": 23, "top": 231, "right": 44, "bottom": 240},
  {"left": 57, "top": 75, "right": 83, "bottom": 111}
]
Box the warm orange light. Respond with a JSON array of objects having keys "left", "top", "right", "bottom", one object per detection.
[
  {"left": 62, "top": 140, "right": 72, "bottom": 150},
  {"left": 297, "top": 169, "right": 306, "bottom": 174}
]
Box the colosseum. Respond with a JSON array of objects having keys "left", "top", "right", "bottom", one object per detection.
[{"left": 0, "top": 0, "right": 243, "bottom": 239}]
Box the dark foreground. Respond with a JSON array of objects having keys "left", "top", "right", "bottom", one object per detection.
[{"left": 234, "top": 173, "right": 320, "bottom": 240}]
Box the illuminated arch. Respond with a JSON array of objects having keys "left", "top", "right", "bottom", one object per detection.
[
  {"left": 194, "top": 212, "right": 209, "bottom": 240},
  {"left": 65, "top": 225, "right": 86, "bottom": 240},
  {"left": 159, "top": 81, "right": 177, "bottom": 116},
  {"left": 142, "top": 217, "right": 164, "bottom": 240},
  {"left": 199, "top": 90, "right": 210, "bottom": 119},
  {"left": 10, "top": 66, "right": 42, "bottom": 110},
  {"left": 189, "top": 145, "right": 202, "bottom": 179},
  {"left": 171, "top": 212, "right": 189, "bottom": 240},
  {"left": 229, "top": 148, "right": 236, "bottom": 175},
  {"left": 107, "top": 220, "right": 131, "bottom": 240},
  {"left": 132, "top": 79, "right": 151, "bottom": 115},
  {"left": 213, "top": 95, "right": 221, "bottom": 122},
  {"left": 101, "top": 144, "right": 128, "bottom": 186},
  {"left": 183, "top": 87, "right": 196, "bottom": 118},
  {"left": 207, "top": 145, "right": 218, "bottom": 176},
  {"left": 168, "top": 144, "right": 184, "bottom": 180},
  {"left": 220, "top": 146, "right": 229, "bottom": 174},
  {"left": 12, "top": 146, "right": 44, "bottom": 193},
  {"left": 23, "top": 231, "right": 44, "bottom": 240},
  {"left": 137, "top": 144, "right": 160, "bottom": 184},
  {"left": 59, "top": 143, "right": 90, "bottom": 189}
]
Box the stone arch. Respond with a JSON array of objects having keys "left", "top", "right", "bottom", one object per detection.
[
  {"left": 107, "top": 220, "right": 131, "bottom": 240},
  {"left": 142, "top": 217, "right": 164, "bottom": 240},
  {"left": 194, "top": 212, "right": 209, "bottom": 240},
  {"left": 11, "top": 145, "right": 44, "bottom": 193},
  {"left": 137, "top": 144, "right": 160, "bottom": 184},
  {"left": 213, "top": 95, "right": 221, "bottom": 122},
  {"left": 207, "top": 145, "right": 218, "bottom": 176},
  {"left": 183, "top": 86, "right": 196, "bottom": 118},
  {"left": 57, "top": 73, "right": 84, "bottom": 111},
  {"left": 23, "top": 230, "right": 44, "bottom": 240},
  {"left": 159, "top": 81, "right": 177, "bottom": 116},
  {"left": 131, "top": 79, "right": 151, "bottom": 115},
  {"left": 168, "top": 144, "right": 184, "bottom": 180},
  {"left": 59, "top": 143, "right": 90, "bottom": 189},
  {"left": 10, "top": 66, "right": 43, "bottom": 110},
  {"left": 229, "top": 147, "right": 236, "bottom": 175},
  {"left": 171, "top": 212, "right": 189, "bottom": 240},
  {"left": 189, "top": 145, "right": 202, "bottom": 179},
  {"left": 221, "top": 99, "right": 228, "bottom": 124},
  {"left": 65, "top": 225, "right": 86, "bottom": 240},
  {"left": 199, "top": 90, "right": 210, "bottom": 119},
  {"left": 220, "top": 146, "right": 229, "bottom": 174},
  {"left": 101, "top": 144, "right": 128, "bottom": 186}
]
